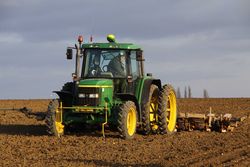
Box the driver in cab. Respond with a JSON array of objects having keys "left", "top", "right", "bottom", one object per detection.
[{"left": 107, "top": 52, "right": 126, "bottom": 78}]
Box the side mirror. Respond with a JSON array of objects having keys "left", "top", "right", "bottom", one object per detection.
[{"left": 66, "top": 49, "right": 73, "bottom": 60}]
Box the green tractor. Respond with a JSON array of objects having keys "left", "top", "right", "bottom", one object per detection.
[{"left": 45, "top": 34, "right": 177, "bottom": 139}]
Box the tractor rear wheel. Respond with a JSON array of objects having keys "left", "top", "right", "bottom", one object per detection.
[
  {"left": 45, "top": 99, "right": 65, "bottom": 137},
  {"left": 117, "top": 101, "right": 137, "bottom": 139},
  {"left": 158, "top": 84, "right": 177, "bottom": 134},
  {"left": 142, "top": 84, "right": 159, "bottom": 134}
]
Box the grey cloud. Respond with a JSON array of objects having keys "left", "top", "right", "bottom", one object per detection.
[
  {"left": 1, "top": 0, "right": 249, "bottom": 42},
  {"left": 0, "top": 0, "right": 249, "bottom": 98}
]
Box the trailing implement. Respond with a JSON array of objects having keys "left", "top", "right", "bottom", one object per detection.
[
  {"left": 176, "top": 108, "right": 247, "bottom": 132},
  {"left": 46, "top": 34, "right": 177, "bottom": 139}
]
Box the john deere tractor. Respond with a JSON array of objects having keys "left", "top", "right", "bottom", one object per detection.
[{"left": 45, "top": 34, "right": 177, "bottom": 139}]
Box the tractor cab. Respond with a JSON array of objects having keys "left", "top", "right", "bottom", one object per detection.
[
  {"left": 82, "top": 48, "right": 143, "bottom": 94},
  {"left": 67, "top": 34, "right": 145, "bottom": 95}
]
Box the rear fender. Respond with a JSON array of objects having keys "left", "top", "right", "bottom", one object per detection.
[
  {"left": 139, "top": 79, "right": 162, "bottom": 122},
  {"left": 140, "top": 79, "right": 162, "bottom": 105}
]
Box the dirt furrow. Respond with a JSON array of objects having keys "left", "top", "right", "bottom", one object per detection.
[{"left": 0, "top": 98, "right": 249, "bottom": 166}]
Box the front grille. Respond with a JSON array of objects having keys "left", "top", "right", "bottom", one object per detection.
[{"left": 77, "top": 87, "right": 100, "bottom": 106}]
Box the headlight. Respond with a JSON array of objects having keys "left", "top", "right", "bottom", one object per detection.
[
  {"left": 79, "top": 93, "right": 99, "bottom": 98},
  {"left": 79, "top": 93, "right": 86, "bottom": 98},
  {"left": 89, "top": 93, "right": 99, "bottom": 98}
]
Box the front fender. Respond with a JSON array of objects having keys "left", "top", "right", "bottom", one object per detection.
[{"left": 53, "top": 91, "right": 73, "bottom": 106}]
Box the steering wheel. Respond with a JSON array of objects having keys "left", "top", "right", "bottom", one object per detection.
[{"left": 102, "top": 65, "right": 108, "bottom": 72}]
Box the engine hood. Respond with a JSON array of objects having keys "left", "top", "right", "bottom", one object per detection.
[{"left": 78, "top": 79, "right": 113, "bottom": 88}]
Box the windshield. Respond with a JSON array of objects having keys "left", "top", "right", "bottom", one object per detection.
[{"left": 82, "top": 49, "right": 127, "bottom": 78}]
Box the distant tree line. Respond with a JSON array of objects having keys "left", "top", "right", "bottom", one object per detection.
[
  {"left": 176, "top": 86, "right": 209, "bottom": 98},
  {"left": 203, "top": 89, "right": 209, "bottom": 98}
]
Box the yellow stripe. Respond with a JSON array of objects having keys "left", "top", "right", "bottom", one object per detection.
[
  {"left": 78, "top": 85, "right": 113, "bottom": 88},
  {"left": 61, "top": 106, "right": 105, "bottom": 113},
  {"left": 62, "top": 106, "right": 104, "bottom": 110}
]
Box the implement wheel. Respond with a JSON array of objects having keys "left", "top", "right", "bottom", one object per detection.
[
  {"left": 142, "top": 84, "right": 159, "bottom": 134},
  {"left": 45, "top": 99, "right": 65, "bottom": 137},
  {"left": 117, "top": 101, "right": 137, "bottom": 139},
  {"left": 158, "top": 84, "right": 177, "bottom": 134}
]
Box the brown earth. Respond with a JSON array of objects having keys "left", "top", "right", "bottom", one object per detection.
[{"left": 0, "top": 98, "right": 249, "bottom": 167}]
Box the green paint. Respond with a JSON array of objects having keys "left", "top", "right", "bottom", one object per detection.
[
  {"left": 79, "top": 78, "right": 113, "bottom": 87},
  {"left": 78, "top": 79, "right": 113, "bottom": 111},
  {"left": 135, "top": 76, "right": 152, "bottom": 105}
]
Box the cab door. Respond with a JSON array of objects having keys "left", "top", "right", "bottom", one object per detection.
[{"left": 127, "top": 50, "right": 140, "bottom": 94}]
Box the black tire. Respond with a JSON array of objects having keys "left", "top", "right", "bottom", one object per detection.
[
  {"left": 158, "top": 86, "right": 168, "bottom": 134},
  {"left": 45, "top": 99, "right": 64, "bottom": 137},
  {"left": 158, "top": 84, "right": 177, "bottom": 134},
  {"left": 117, "top": 101, "right": 137, "bottom": 139},
  {"left": 141, "top": 84, "right": 159, "bottom": 135}
]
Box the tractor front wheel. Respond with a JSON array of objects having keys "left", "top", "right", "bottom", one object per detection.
[
  {"left": 45, "top": 99, "right": 65, "bottom": 137},
  {"left": 117, "top": 101, "right": 137, "bottom": 139}
]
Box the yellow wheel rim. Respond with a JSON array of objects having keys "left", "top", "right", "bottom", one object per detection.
[
  {"left": 149, "top": 96, "right": 158, "bottom": 130},
  {"left": 166, "top": 91, "right": 177, "bottom": 132},
  {"left": 127, "top": 107, "right": 136, "bottom": 136}
]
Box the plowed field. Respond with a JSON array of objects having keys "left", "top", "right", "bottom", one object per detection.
[{"left": 0, "top": 98, "right": 249, "bottom": 166}]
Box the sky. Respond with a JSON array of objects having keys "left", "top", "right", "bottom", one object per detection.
[{"left": 0, "top": 0, "right": 250, "bottom": 99}]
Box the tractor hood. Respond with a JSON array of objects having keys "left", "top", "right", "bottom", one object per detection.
[
  {"left": 78, "top": 79, "right": 113, "bottom": 88},
  {"left": 77, "top": 79, "right": 113, "bottom": 107}
]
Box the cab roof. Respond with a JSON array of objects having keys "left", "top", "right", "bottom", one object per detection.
[{"left": 81, "top": 43, "right": 141, "bottom": 50}]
